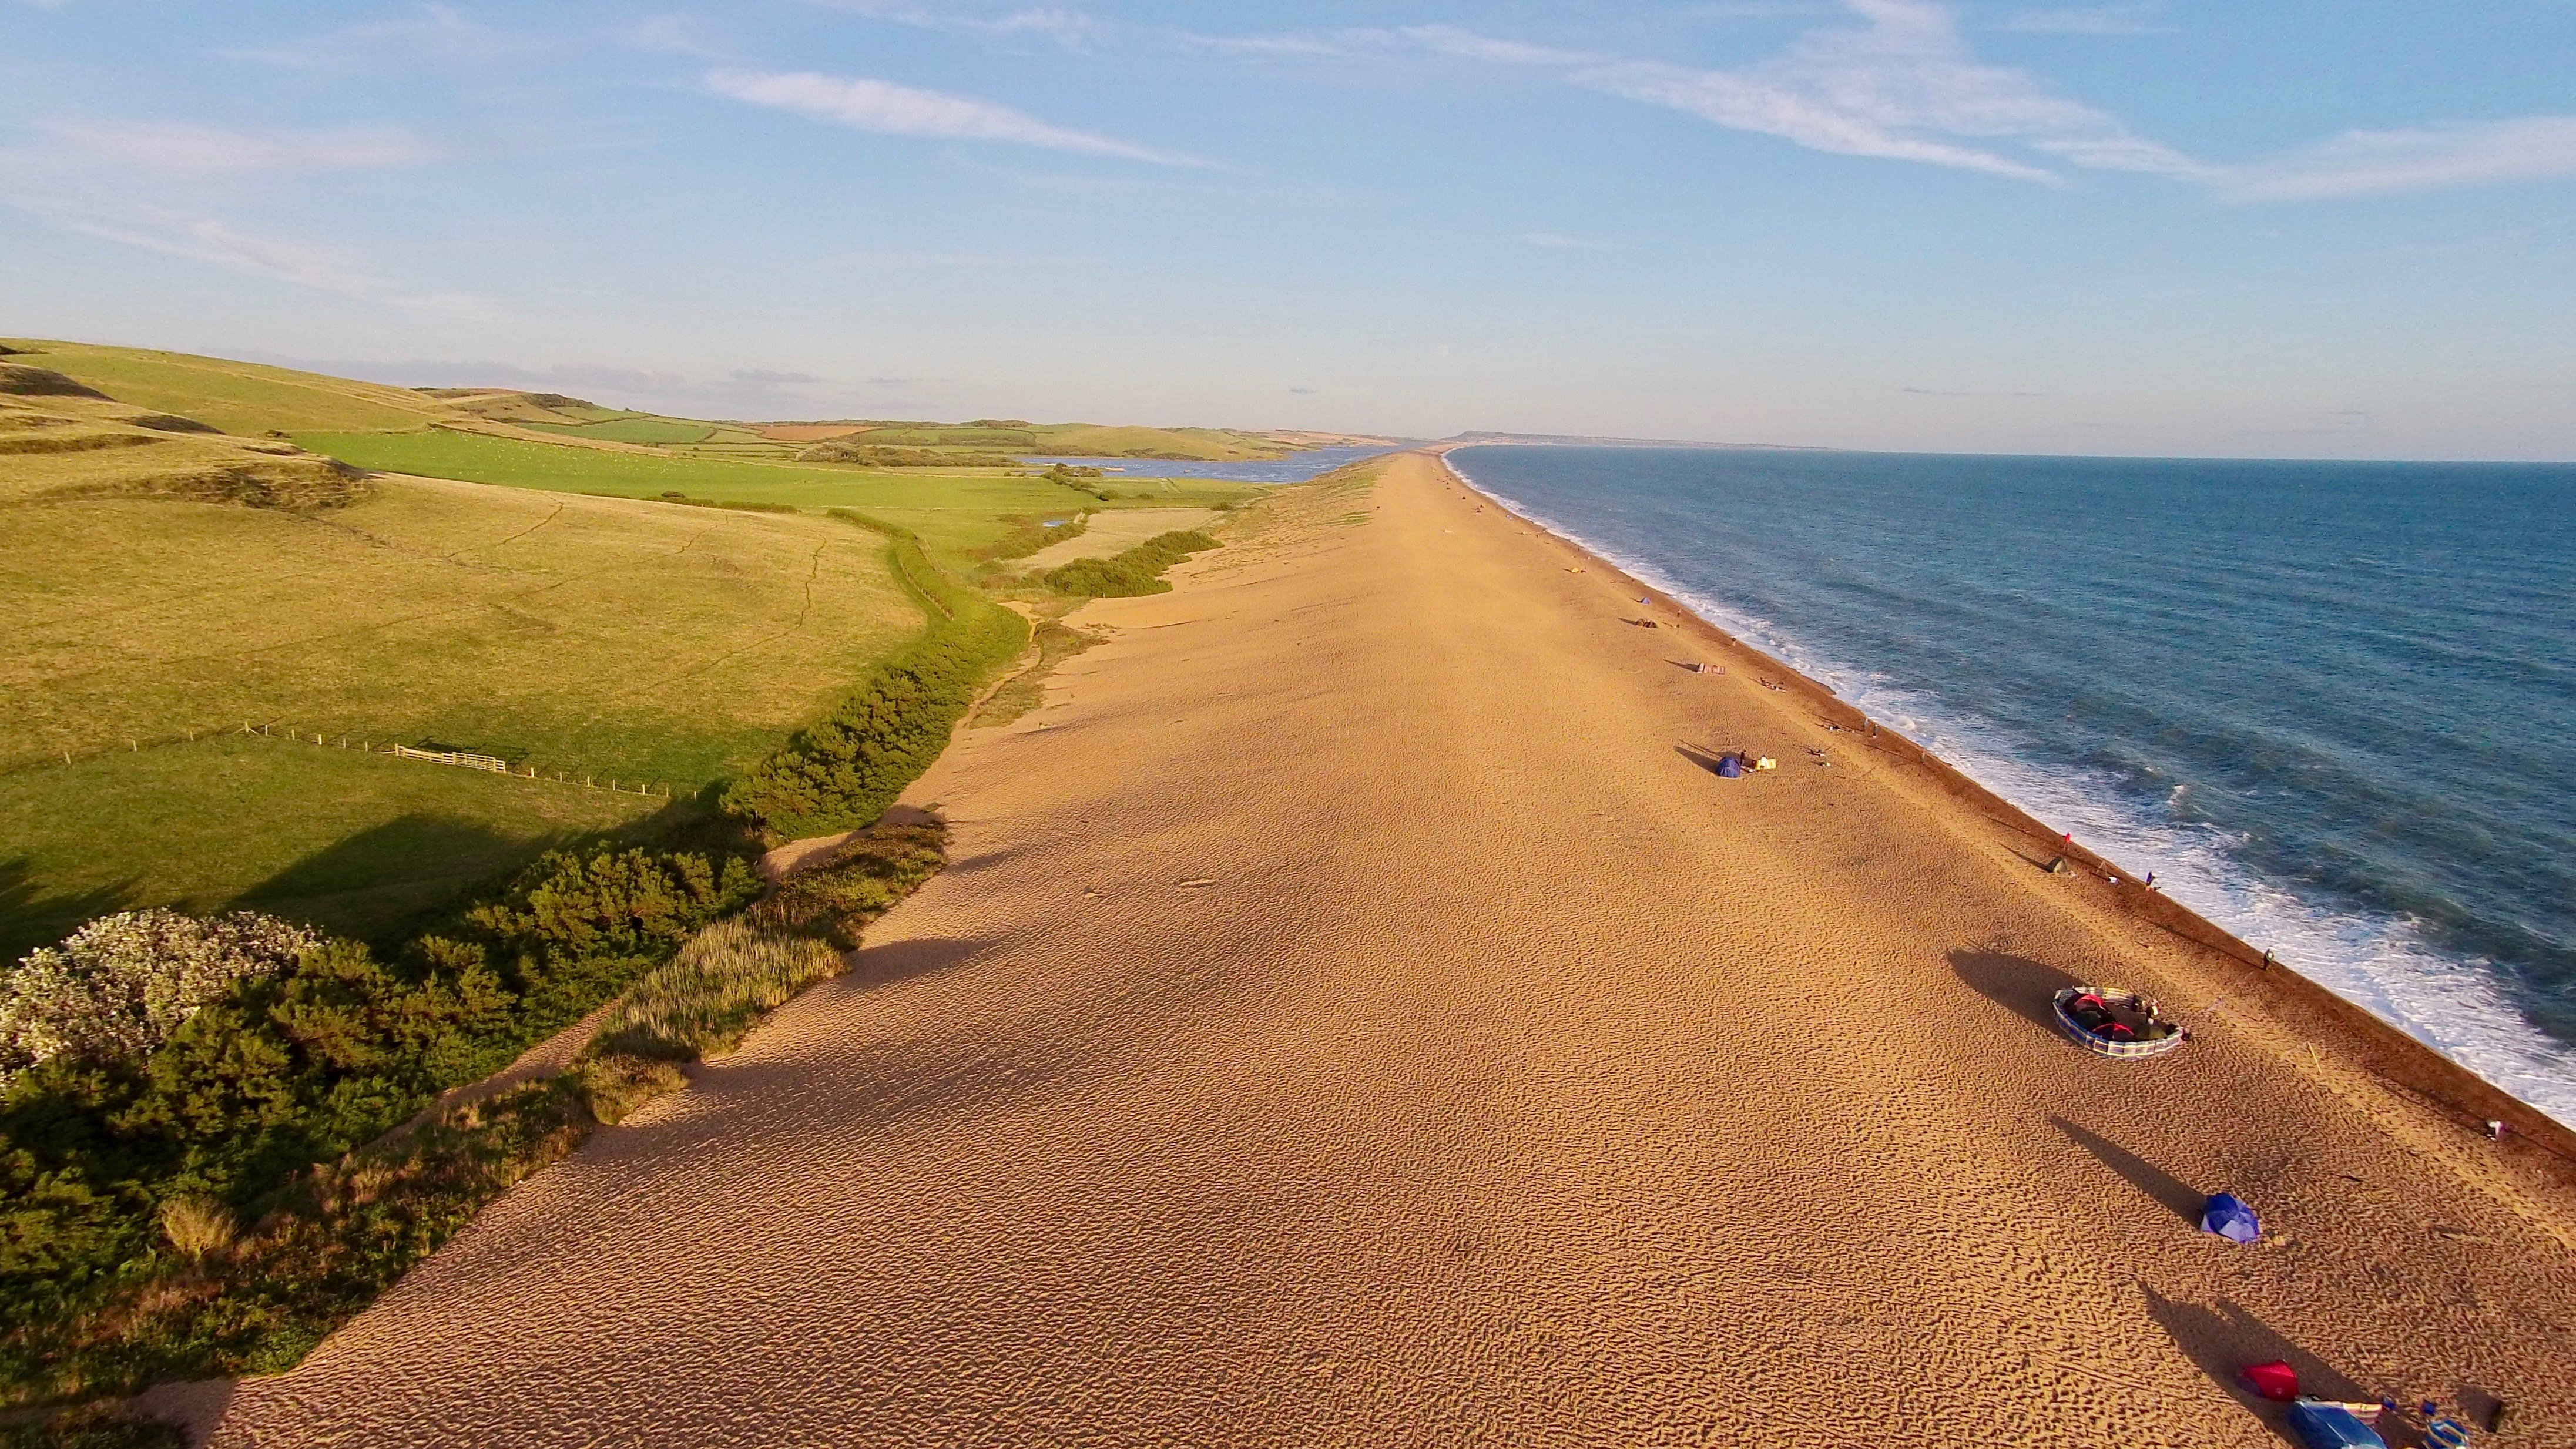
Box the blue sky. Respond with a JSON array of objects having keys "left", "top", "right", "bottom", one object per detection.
[{"left": 4, "top": 1, "right": 2574, "bottom": 458}]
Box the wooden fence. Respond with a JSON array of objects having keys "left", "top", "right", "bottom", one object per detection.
[{"left": 242, "top": 722, "right": 673, "bottom": 797}]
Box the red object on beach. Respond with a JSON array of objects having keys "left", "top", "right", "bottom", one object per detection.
[{"left": 2241, "top": 1361, "right": 2300, "bottom": 1401}]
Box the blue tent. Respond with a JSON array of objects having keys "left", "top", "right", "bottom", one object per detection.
[
  {"left": 2201, "top": 1192, "right": 2261, "bottom": 1244},
  {"left": 1716, "top": 754, "right": 1743, "bottom": 778}
]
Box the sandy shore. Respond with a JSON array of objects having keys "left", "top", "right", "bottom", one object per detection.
[{"left": 189, "top": 452, "right": 2576, "bottom": 1446}]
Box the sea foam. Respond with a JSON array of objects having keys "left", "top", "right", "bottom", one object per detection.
[{"left": 1448, "top": 445, "right": 2576, "bottom": 1126}]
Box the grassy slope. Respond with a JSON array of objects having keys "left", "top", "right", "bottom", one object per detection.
[
  {"left": 1, "top": 476, "right": 918, "bottom": 955},
  {"left": 2, "top": 341, "right": 1270, "bottom": 957},
  {"left": 6, "top": 478, "right": 917, "bottom": 777},
  {"left": 5, "top": 339, "right": 1309, "bottom": 465},
  {"left": 2, "top": 340, "right": 454, "bottom": 435}
]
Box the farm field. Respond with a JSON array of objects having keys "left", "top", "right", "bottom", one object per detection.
[
  {"left": 2, "top": 472, "right": 921, "bottom": 954},
  {"left": 0, "top": 736, "right": 656, "bottom": 959},
  {"left": 294, "top": 428, "right": 1259, "bottom": 556}
]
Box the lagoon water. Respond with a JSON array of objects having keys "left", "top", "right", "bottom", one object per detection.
[{"left": 1450, "top": 444, "right": 2576, "bottom": 1123}]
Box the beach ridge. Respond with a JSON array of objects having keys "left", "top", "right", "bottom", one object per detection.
[{"left": 192, "top": 450, "right": 2576, "bottom": 1445}]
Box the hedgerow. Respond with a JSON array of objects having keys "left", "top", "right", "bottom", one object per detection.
[
  {"left": 0, "top": 846, "right": 755, "bottom": 1407},
  {"left": 722, "top": 524, "right": 1028, "bottom": 842},
  {"left": 1041, "top": 529, "right": 1220, "bottom": 598}
]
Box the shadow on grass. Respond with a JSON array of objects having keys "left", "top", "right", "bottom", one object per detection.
[
  {"left": 1948, "top": 946, "right": 2081, "bottom": 1037},
  {"left": 2051, "top": 1115, "right": 2205, "bottom": 1223},
  {"left": 238, "top": 813, "right": 557, "bottom": 947},
  {"left": 2141, "top": 1287, "right": 2369, "bottom": 1443},
  {"left": 239, "top": 784, "right": 741, "bottom": 950},
  {"left": 0, "top": 857, "right": 137, "bottom": 962}
]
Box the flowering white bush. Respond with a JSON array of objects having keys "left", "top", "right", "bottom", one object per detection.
[{"left": 0, "top": 910, "right": 317, "bottom": 1088}]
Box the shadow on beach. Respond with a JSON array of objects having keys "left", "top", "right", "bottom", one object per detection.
[
  {"left": 836, "top": 934, "right": 1001, "bottom": 991},
  {"left": 2051, "top": 1115, "right": 2205, "bottom": 1223},
  {"left": 943, "top": 847, "right": 1026, "bottom": 877},
  {"left": 1947, "top": 947, "right": 2081, "bottom": 1036},
  {"left": 2142, "top": 1288, "right": 2368, "bottom": 1443},
  {"left": 1674, "top": 742, "right": 1742, "bottom": 776}
]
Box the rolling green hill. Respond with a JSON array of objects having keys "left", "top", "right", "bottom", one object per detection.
[
  {"left": 4, "top": 338, "right": 456, "bottom": 435},
  {"left": 0, "top": 339, "right": 1293, "bottom": 957}
]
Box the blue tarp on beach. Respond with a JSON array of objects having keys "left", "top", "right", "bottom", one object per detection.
[{"left": 2201, "top": 1192, "right": 2262, "bottom": 1243}]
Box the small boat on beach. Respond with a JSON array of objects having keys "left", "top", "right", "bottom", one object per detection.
[{"left": 2052, "top": 986, "right": 2189, "bottom": 1059}]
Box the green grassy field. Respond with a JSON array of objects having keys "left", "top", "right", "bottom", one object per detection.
[
  {"left": 2, "top": 472, "right": 923, "bottom": 954},
  {"left": 294, "top": 427, "right": 1258, "bottom": 556},
  {"left": 2, "top": 339, "right": 1279, "bottom": 963},
  {"left": 517, "top": 417, "right": 717, "bottom": 445},
  {"left": 0, "top": 737, "right": 657, "bottom": 959},
  {"left": 6, "top": 476, "right": 920, "bottom": 778}
]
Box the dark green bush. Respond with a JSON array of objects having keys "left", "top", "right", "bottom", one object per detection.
[
  {"left": 723, "top": 529, "right": 1027, "bottom": 841},
  {"left": 1041, "top": 529, "right": 1221, "bottom": 598},
  {"left": 0, "top": 845, "right": 752, "bottom": 1401},
  {"left": 0, "top": 1403, "right": 183, "bottom": 1448}
]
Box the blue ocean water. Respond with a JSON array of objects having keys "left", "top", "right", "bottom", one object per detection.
[
  {"left": 1020, "top": 444, "right": 1398, "bottom": 482},
  {"left": 1449, "top": 445, "right": 2576, "bottom": 1122}
]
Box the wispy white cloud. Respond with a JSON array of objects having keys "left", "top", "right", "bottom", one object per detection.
[
  {"left": 217, "top": 3, "right": 522, "bottom": 69},
  {"left": 706, "top": 69, "right": 1196, "bottom": 164},
  {"left": 0, "top": 124, "right": 488, "bottom": 318},
  {"left": 808, "top": 1, "right": 1101, "bottom": 49},
  {"left": 2216, "top": 116, "right": 2576, "bottom": 201},
  {"left": 1991, "top": 3, "right": 2170, "bottom": 35},
  {"left": 4, "top": 192, "right": 497, "bottom": 319},
  {"left": 1570, "top": 0, "right": 2196, "bottom": 182},
  {"left": 1397, "top": 25, "right": 1602, "bottom": 67},
  {"left": 818, "top": 0, "right": 2576, "bottom": 203},
  {"left": 628, "top": 13, "right": 730, "bottom": 58},
  {"left": 44, "top": 121, "right": 438, "bottom": 176}
]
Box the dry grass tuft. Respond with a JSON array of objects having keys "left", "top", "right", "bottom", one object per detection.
[
  {"left": 155, "top": 1196, "right": 236, "bottom": 1266},
  {"left": 746, "top": 820, "right": 950, "bottom": 948},
  {"left": 590, "top": 920, "right": 845, "bottom": 1061},
  {"left": 573, "top": 1053, "right": 690, "bottom": 1125}
]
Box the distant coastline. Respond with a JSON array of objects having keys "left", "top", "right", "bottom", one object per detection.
[{"left": 1443, "top": 431, "right": 1829, "bottom": 451}]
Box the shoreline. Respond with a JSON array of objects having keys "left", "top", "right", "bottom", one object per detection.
[
  {"left": 192, "top": 451, "right": 2576, "bottom": 1445},
  {"left": 1428, "top": 444, "right": 2576, "bottom": 1170}
]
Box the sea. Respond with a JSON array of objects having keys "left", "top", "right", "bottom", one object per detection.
[{"left": 1446, "top": 445, "right": 2576, "bottom": 1125}]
